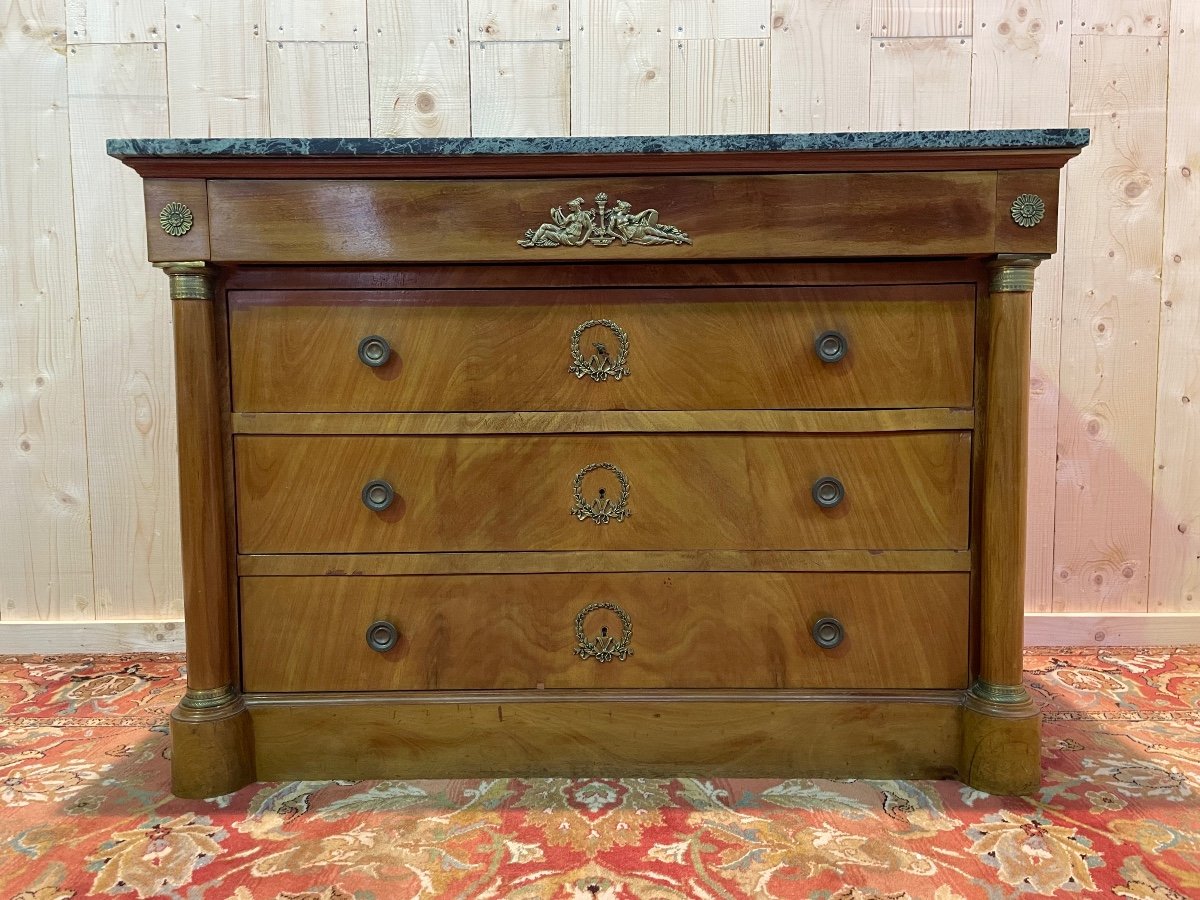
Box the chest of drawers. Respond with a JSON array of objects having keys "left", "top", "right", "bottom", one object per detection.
[{"left": 111, "top": 131, "right": 1086, "bottom": 798}]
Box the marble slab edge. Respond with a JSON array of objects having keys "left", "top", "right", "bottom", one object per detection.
[{"left": 107, "top": 129, "right": 1091, "bottom": 159}]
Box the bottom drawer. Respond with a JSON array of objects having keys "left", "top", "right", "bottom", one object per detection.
[{"left": 241, "top": 572, "right": 969, "bottom": 692}]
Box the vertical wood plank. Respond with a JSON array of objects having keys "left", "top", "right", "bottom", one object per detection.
[
  {"left": 670, "top": 0, "right": 771, "bottom": 39},
  {"left": 469, "top": 0, "right": 566, "bottom": 41},
  {"left": 870, "top": 36, "right": 973, "bottom": 130},
  {"left": 65, "top": 0, "right": 164, "bottom": 42},
  {"left": 264, "top": 0, "right": 364, "bottom": 41},
  {"left": 1023, "top": 173, "right": 1067, "bottom": 612},
  {"left": 67, "top": 42, "right": 181, "bottom": 620},
  {"left": 770, "top": 0, "right": 871, "bottom": 133},
  {"left": 1149, "top": 3, "right": 1200, "bottom": 613},
  {"left": 470, "top": 40, "right": 570, "bottom": 137},
  {"left": 267, "top": 41, "right": 370, "bottom": 137},
  {"left": 0, "top": 0, "right": 95, "bottom": 621},
  {"left": 971, "top": 0, "right": 1070, "bottom": 129},
  {"left": 571, "top": 0, "right": 669, "bottom": 136},
  {"left": 367, "top": 0, "right": 469, "bottom": 138},
  {"left": 165, "top": 0, "right": 269, "bottom": 138},
  {"left": 1053, "top": 34, "right": 1167, "bottom": 612},
  {"left": 670, "top": 38, "right": 769, "bottom": 134},
  {"left": 970, "top": 0, "right": 1071, "bottom": 613},
  {"left": 1072, "top": 0, "right": 1167, "bottom": 36},
  {"left": 873, "top": 0, "right": 972, "bottom": 36}
]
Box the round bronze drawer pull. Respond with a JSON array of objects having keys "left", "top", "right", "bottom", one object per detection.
[
  {"left": 357, "top": 334, "right": 391, "bottom": 367},
  {"left": 815, "top": 330, "right": 847, "bottom": 363},
  {"left": 812, "top": 617, "right": 844, "bottom": 649},
  {"left": 361, "top": 479, "right": 395, "bottom": 512},
  {"left": 811, "top": 475, "right": 845, "bottom": 509},
  {"left": 365, "top": 620, "right": 398, "bottom": 653}
]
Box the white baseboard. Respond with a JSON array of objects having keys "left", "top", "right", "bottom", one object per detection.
[
  {"left": 0, "top": 620, "right": 186, "bottom": 654},
  {"left": 1025, "top": 612, "right": 1200, "bottom": 647}
]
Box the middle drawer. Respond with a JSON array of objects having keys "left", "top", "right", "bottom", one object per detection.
[{"left": 235, "top": 432, "right": 971, "bottom": 553}]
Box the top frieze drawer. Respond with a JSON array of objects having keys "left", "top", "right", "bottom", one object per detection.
[{"left": 195, "top": 170, "right": 1059, "bottom": 264}]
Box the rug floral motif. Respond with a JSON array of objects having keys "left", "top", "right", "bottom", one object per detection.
[{"left": 1, "top": 648, "right": 1198, "bottom": 898}]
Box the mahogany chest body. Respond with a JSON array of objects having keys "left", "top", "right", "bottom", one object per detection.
[{"left": 111, "top": 131, "right": 1085, "bottom": 798}]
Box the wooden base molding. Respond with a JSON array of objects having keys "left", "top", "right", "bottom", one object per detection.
[
  {"left": 247, "top": 694, "right": 963, "bottom": 783},
  {"left": 204, "top": 690, "right": 1046, "bottom": 795}
]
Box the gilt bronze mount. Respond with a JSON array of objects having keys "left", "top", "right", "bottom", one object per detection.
[
  {"left": 159, "top": 201, "right": 195, "bottom": 237},
  {"left": 519, "top": 192, "right": 691, "bottom": 248},
  {"left": 1009, "top": 193, "right": 1045, "bottom": 228},
  {"left": 571, "top": 462, "right": 631, "bottom": 524},
  {"left": 574, "top": 602, "right": 633, "bottom": 662},
  {"left": 569, "top": 319, "right": 631, "bottom": 382}
]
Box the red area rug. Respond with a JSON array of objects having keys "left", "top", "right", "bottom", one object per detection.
[{"left": 1, "top": 648, "right": 1198, "bottom": 898}]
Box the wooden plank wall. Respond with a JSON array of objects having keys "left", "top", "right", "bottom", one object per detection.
[{"left": 1, "top": 0, "right": 1197, "bottom": 632}]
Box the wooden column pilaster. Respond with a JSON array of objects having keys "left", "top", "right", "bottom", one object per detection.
[
  {"left": 158, "top": 262, "right": 254, "bottom": 798},
  {"left": 960, "top": 253, "right": 1048, "bottom": 796}
]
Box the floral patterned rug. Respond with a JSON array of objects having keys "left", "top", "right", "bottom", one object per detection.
[{"left": 1, "top": 648, "right": 1198, "bottom": 899}]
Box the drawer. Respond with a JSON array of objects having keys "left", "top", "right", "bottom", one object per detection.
[
  {"left": 240, "top": 573, "right": 970, "bottom": 691},
  {"left": 235, "top": 432, "right": 971, "bottom": 553},
  {"left": 208, "top": 172, "right": 1009, "bottom": 263},
  {"left": 229, "top": 285, "right": 975, "bottom": 412}
]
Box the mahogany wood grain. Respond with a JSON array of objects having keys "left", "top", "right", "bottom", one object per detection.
[
  {"left": 170, "top": 705, "right": 255, "bottom": 799},
  {"left": 172, "top": 295, "right": 234, "bottom": 691},
  {"left": 247, "top": 695, "right": 962, "bottom": 781},
  {"left": 230, "top": 408, "right": 975, "bottom": 435},
  {"left": 229, "top": 285, "right": 976, "bottom": 412},
  {"left": 144, "top": 179, "right": 210, "bottom": 262},
  {"left": 979, "top": 279, "right": 1035, "bottom": 688},
  {"left": 961, "top": 698, "right": 1041, "bottom": 795},
  {"left": 212, "top": 273, "right": 242, "bottom": 685},
  {"left": 207, "top": 172, "right": 998, "bottom": 263},
  {"left": 234, "top": 432, "right": 973, "bottom": 553},
  {"left": 967, "top": 269, "right": 990, "bottom": 679},
  {"left": 225, "top": 259, "right": 981, "bottom": 291},
  {"left": 236, "top": 548, "right": 973, "bottom": 576},
  {"left": 115, "top": 137, "right": 1082, "bottom": 796},
  {"left": 995, "top": 169, "right": 1061, "bottom": 253},
  {"left": 241, "top": 572, "right": 969, "bottom": 691}
]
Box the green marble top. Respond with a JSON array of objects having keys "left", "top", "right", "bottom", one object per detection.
[{"left": 107, "top": 129, "right": 1089, "bottom": 159}]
